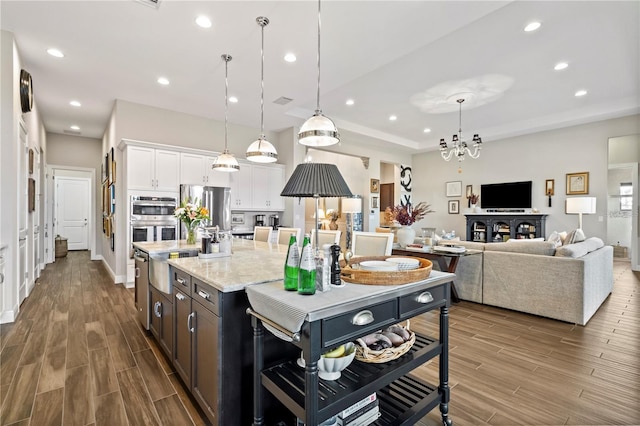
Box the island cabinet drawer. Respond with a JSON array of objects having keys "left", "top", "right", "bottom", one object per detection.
[
  {"left": 322, "top": 300, "right": 398, "bottom": 347},
  {"left": 399, "top": 284, "right": 447, "bottom": 318},
  {"left": 192, "top": 278, "right": 220, "bottom": 316},
  {"left": 173, "top": 269, "right": 192, "bottom": 296}
]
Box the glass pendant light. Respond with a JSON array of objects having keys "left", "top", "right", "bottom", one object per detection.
[
  {"left": 298, "top": 0, "right": 340, "bottom": 147},
  {"left": 212, "top": 54, "right": 240, "bottom": 172},
  {"left": 246, "top": 16, "right": 278, "bottom": 163}
]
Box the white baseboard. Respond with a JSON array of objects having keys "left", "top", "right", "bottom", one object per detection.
[
  {"left": 0, "top": 308, "right": 17, "bottom": 324},
  {"left": 91, "top": 254, "right": 103, "bottom": 261},
  {"left": 124, "top": 281, "right": 134, "bottom": 289}
]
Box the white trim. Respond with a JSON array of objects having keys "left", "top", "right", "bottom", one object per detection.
[{"left": 0, "top": 306, "right": 17, "bottom": 324}]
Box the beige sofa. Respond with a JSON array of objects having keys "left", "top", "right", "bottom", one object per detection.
[{"left": 451, "top": 238, "right": 613, "bottom": 326}]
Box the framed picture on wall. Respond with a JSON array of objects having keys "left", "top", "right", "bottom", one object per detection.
[
  {"left": 446, "top": 181, "right": 462, "bottom": 197},
  {"left": 566, "top": 172, "right": 589, "bottom": 195},
  {"left": 371, "top": 196, "right": 379, "bottom": 209},
  {"left": 448, "top": 200, "right": 460, "bottom": 214},
  {"left": 545, "top": 179, "right": 555, "bottom": 196},
  {"left": 370, "top": 179, "right": 379, "bottom": 193}
]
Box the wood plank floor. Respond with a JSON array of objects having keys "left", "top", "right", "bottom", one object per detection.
[{"left": 1, "top": 251, "right": 638, "bottom": 425}]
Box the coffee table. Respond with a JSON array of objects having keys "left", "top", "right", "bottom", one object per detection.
[{"left": 392, "top": 246, "right": 482, "bottom": 303}]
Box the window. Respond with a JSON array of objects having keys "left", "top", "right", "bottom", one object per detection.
[{"left": 620, "top": 182, "right": 632, "bottom": 211}]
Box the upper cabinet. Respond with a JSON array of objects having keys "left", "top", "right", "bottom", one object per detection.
[
  {"left": 229, "top": 164, "right": 253, "bottom": 209},
  {"left": 180, "top": 153, "right": 230, "bottom": 188},
  {"left": 127, "top": 146, "right": 180, "bottom": 192},
  {"left": 252, "top": 165, "right": 285, "bottom": 210}
]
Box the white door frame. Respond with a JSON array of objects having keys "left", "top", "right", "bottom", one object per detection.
[
  {"left": 608, "top": 162, "right": 638, "bottom": 270},
  {"left": 46, "top": 166, "right": 96, "bottom": 262}
]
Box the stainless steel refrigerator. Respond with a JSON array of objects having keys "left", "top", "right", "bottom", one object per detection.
[{"left": 179, "top": 185, "right": 231, "bottom": 239}]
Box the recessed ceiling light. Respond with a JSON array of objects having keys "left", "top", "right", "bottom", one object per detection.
[
  {"left": 70, "top": 100, "right": 81, "bottom": 107},
  {"left": 423, "top": 128, "right": 431, "bottom": 133},
  {"left": 345, "top": 99, "right": 354, "bottom": 106},
  {"left": 554, "top": 62, "right": 569, "bottom": 71},
  {"left": 575, "top": 89, "right": 588, "bottom": 97},
  {"left": 47, "top": 48, "right": 64, "bottom": 58},
  {"left": 389, "top": 115, "right": 397, "bottom": 121},
  {"left": 195, "top": 15, "right": 212, "bottom": 28},
  {"left": 229, "top": 96, "right": 238, "bottom": 103},
  {"left": 284, "top": 53, "right": 297, "bottom": 63},
  {"left": 157, "top": 77, "right": 170, "bottom": 86},
  {"left": 70, "top": 125, "right": 80, "bottom": 130},
  {"left": 524, "top": 21, "right": 541, "bottom": 32}
]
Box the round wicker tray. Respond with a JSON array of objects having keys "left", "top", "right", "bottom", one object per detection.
[
  {"left": 355, "top": 320, "right": 415, "bottom": 363},
  {"left": 340, "top": 256, "right": 432, "bottom": 285}
]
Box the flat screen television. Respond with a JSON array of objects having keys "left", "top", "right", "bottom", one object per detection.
[{"left": 480, "top": 181, "right": 532, "bottom": 210}]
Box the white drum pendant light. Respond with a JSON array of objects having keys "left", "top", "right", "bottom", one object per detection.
[
  {"left": 212, "top": 54, "right": 240, "bottom": 172},
  {"left": 298, "top": 0, "right": 340, "bottom": 147},
  {"left": 246, "top": 16, "right": 278, "bottom": 163}
]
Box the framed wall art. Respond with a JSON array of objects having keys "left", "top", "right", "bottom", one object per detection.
[
  {"left": 371, "top": 196, "right": 379, "bottom": 209},
  {"left": 448, "top": 200, "right": 460, "bottom": 214},
  {"left": 566, "top": 172, "right": 589, "bottom": 195},
  {"left": 370, "top": 178, "right": 379, "bottom": 193},
  {"left": 446, "top": 181, "right": 462, "bottom": 197}
]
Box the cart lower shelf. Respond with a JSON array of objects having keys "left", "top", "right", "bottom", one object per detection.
[{"left": 261, "top": 333, "right": 442, "bottom": 424}]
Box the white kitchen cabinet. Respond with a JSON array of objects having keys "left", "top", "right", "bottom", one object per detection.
[
  {"left": 229, "top": 164, "right": 252, "bottom": 209},
  {"left": 205, "top": 156, "right": 231, "bottom": 188},
  {"left": 180, "top": 153, "right": 230, "bottom": 188},
  {"left": 252, "top": 165, "right": 285, "bottom": 210},
  {"left": 127, "top": 146, "right": 180, "bottom": 192}
]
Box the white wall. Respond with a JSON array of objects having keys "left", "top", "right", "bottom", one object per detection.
[
  {"left": 607, "top": 167, "right": 632, "bottom": 252},
  {"left": 411, "top": 114, "right": 640, "bottom": 240}
]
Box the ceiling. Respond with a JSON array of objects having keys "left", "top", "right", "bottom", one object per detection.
[{"left": 2, "top": 1, "right": 638, "bottom": 153}]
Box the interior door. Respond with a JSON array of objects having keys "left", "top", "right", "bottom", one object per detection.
[{"left": 55, "top": 177, "right": 90, "bottom": 250}]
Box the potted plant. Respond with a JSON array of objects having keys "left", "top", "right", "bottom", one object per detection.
[
  {"left": 467, "top": 193, "right": 480, "bottom": 212},
  {"left": 385, "top": 202, "right": 434, "bottom": 248}
]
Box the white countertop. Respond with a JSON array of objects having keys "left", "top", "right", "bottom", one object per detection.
[
  {"left": 167, "top": 239, "right": 289, "bottom": 293},
  {"left": 133, "top": 240, "right": 201, "bottom": 253}
]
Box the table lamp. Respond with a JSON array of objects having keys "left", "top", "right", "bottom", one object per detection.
[
  {"left": 342, "top": 196, "right": 362, "bottom": 250},
  {"left": 566, "top": 197, "right": 596, "bottom": 229},
  {"left": 281, "top": 163, "right": 352, "bottom": 253}
]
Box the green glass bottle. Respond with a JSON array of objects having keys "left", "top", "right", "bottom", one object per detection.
[
  {"left": 284, "top": 234, "right": 300, "bottom": 291},
  {"left": 298, "top": 234, "right": 316, "bottom": 295}
]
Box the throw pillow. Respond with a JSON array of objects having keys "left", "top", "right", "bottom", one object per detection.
[
  {"left": 563, "top": 228, "right": 586, "bottom": 245},
  {"left": 547, "top": 231, "right": 564, "bottom": 248}
]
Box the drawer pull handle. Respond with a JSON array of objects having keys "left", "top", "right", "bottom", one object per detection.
[
  {"left": 416, "top": 291, "right": 434, "bottom": 304},
  {"left": 176, "top": 293, "right": 186, "bottom": 301},
  {"left": 154, "top": 301, "right": 162, "bottom": 318},
  {"left": 351, "top": 310, "right": 374, "bottom": 326},
  {"left": 176, "top": 277, "right": 186, "bottom": 286},
  {"left": 135, "top": 267, "right": 140, "bottom": 278},
  {"left": 197, "top": 290, "right": 210, "bottom": 300}
]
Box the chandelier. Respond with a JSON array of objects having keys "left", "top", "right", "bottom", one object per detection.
[{"left": 439, "top": 98, "right": 482, "bottom": 162}]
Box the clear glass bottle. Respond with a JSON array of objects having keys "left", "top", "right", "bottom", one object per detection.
[
  {"left": 298, "top": 234, "right": 316, "bottom": 295},
  {"left": 284, "top": 233, "right": 300, "bottom": 291}
]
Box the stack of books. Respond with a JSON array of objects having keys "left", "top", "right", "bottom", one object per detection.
[{"left": 336, "top": 392, "right": 380, "bottom": 426}]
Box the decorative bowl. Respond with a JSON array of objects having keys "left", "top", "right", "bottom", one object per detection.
[
  {"left": 359, "top": 260, "right": 398, "bottom": 272},
  {"left": 318, "top": 342, "right": 356, "bottom": 380},
  {"left": 385, "top": 257, "right": 420, "bottom": 270}
]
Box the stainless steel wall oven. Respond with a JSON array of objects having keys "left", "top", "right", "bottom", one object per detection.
[{"left": 130, "top": 196, "right": 178, "bottom": 247}]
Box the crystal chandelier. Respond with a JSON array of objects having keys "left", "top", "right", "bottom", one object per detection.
[
  {"left": 439, "top": 99, "right": 482, "bottom": 162},
  {"left": 212, "top": 54, "right": 240, "bottom": 172},
  {"left": 246, "top": 16, "right": 278, "bottom": 163},
  {"left": 298, "top": 0, "right": 340, "bottom": 147}
]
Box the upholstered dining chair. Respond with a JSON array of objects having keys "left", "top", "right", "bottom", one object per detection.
[
  {"left": 310, "top": 229, "right": 341, "bottom": 249},
  {"left": 253, "top": 226, "right": 272, "bottom": 242},
  {"left": 276, "top": 227, "right": 302, "bottom": 245},
  {"left": 351, "top": 231, "right": 394, "bottom": 256}
]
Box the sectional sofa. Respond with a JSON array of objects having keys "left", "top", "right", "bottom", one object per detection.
[{"left": 450, "top": 237, "right": 613, "bottom": 325}]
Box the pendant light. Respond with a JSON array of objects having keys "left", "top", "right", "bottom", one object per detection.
[
  {"left": 246, "top": 16, "right": 278, "bottom": 163},
  {"left": 212, "top": 54, "right": 240, "bottom": 172},
  {"left": 298, "top": 0, "right": 340, "bottom": 147}
]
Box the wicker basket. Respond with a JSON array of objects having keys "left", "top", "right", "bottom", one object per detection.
[
  {"left": 355, "top": 320, "right": 415, "bottom": 363},
  {"left": 340, "top": 256, "right": 432, "bottom": 285}
]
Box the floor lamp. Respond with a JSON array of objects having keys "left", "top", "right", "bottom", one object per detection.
[
  {"left": 566, "top": 197, "right": 596, "bottom": 229},
  {"left": 280, "top": 163, "right": 352, "bottom": 255},
  {"left": 342, "top": 196, "right": 362, "bottom": 251}
]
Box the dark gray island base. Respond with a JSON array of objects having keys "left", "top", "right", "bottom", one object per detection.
[{"left": 247, "top": 271, "right": 454, "bottom": 426}]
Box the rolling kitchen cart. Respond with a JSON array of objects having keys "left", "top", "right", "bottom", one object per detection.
[{"left": 246, "top": 270, "right": 454, "bottom": 426}]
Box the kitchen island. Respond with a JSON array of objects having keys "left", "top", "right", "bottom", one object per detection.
[{"left": 134, "top": 239, "right": 297, "bottom": 425}]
